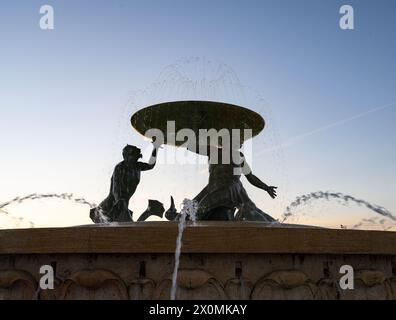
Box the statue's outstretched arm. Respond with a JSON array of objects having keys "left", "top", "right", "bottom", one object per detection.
[
  {"left": 245, "top": 173, "right": 277, "bottom": 199},
  {"left": 138, "top": 146, "right": 158, "bottom": 171},
  {"left": 245, "top": 172, "right": 268, "bottom": 190},
  {"left": 241, "top": 154, "right": 277, "bottom": 199}
]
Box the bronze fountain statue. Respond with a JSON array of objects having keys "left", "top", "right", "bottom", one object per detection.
[
  {"left": 90, "top": 142, "right": 164, "bottom": 223},
  {"left": 90, "top": 100, "right": 277, "bottom": 223}
]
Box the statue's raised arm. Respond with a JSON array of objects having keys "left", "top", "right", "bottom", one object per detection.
[{"left": 137, "top": 140, "right": 160, "bottom": 171}]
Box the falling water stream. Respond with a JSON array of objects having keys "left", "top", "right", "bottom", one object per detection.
[{"left": 170, "top": 199, "right": 198, "bottom": 300}]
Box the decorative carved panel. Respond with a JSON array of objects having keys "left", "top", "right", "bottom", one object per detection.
[
  {"left": 316, "top": 278, "right": 338, "bottom": 300},
  {"left": 224, "top": 277, "right": 253, "bottom": 300},
  {"left": 251, "top": 270, "right": 317, "bottom": 300},
  {"left": 0, "top": 270, "right": 37, "bottom": 300},
  {"left": 388, "top": 276, "right": 396, "bottom": 300},
  {"left": 128, "top": 278, "right": 155, "bottom": 300},
  {"left": 58, "top": 269, "right": 128, "bottom": 300},
  {"left": 39, "top": 277, "right": 62, "bottom": 300},
  {"left": 340, "top": 270, "right": 392, "bottom": 300},
  {"left": 154, "top": 269, "right": 226, "bottom": 300}
]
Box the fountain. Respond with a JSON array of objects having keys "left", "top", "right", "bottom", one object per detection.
[
  {"left": 130, "top": 100, "right": 277, "bottom": 222},
  {"left": 1, "top": 100, "right": 396, "bottom": 300}
]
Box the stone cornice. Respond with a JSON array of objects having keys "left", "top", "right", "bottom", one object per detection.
[{"left": 1, "top": 222, "right": 395, "bottom": 255}]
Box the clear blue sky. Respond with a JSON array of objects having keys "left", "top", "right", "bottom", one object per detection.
[{"left": 1, "top": 0, "right": 395, "bottom": 229}]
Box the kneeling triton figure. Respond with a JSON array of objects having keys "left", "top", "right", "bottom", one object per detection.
[
  {"left": 165, "top": 143, "right": 277, "bottom": 222},
  {"left": 90, "top": 140, "right": 161, "bottom": 223}
]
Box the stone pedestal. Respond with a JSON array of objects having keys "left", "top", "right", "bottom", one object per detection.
[{"left": 1, "top": 222, "right": 396, "bottom": 300}]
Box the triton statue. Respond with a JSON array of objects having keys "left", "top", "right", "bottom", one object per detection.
[
  {"left": 90, "top": 140, "right": 164, "bottom": 223},
  {"left": 165, "top": 144, "right": 277, "bottom": 221},
  {"left": 131, "top": 100, "right": 278, "bottom": 222}
]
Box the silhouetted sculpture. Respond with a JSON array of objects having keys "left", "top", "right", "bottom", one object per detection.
[
  {"left": 130, "top": 100, "right": 278, "bottom": 222},
  {"left": 137, "top": 199, "right": 165, "bottom": 221},
  {"left": 164, "top": 144, "right": 277, "bottom": 222},
  {"left": 90, "top": 141, "right": 162, "bottom": 223},
  {"left": 194, "top": 145, "right": 277, "bottom": 221}
]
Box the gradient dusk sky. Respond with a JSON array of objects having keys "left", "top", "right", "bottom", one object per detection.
[{"left": 1, "top": 0, "right": 395, "bottom": 229}]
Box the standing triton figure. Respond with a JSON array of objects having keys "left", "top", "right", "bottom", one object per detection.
[{"left": 90, "top": 140, "right": 160, "bottom": 223}]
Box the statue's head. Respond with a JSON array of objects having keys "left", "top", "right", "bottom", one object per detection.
[{"left": 122, "top": 145, "right": 142, "bottom": 162}]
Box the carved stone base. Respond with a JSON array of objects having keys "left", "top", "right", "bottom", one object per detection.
[{"left": 1, "top": 222, "right": 396, "bottom": 300}]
